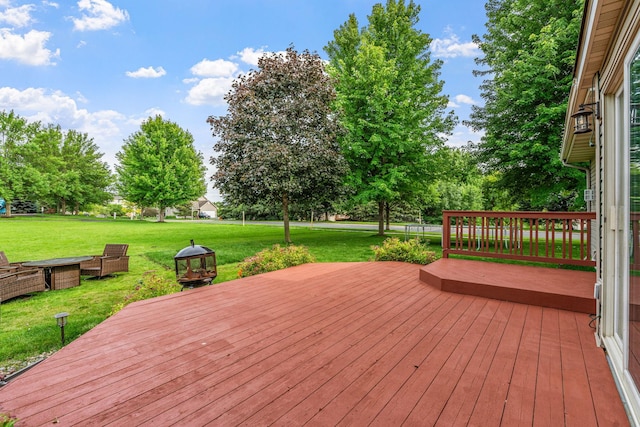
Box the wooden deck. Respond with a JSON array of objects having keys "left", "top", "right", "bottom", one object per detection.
[
  {"left": 420, "top": 258, "right": 596, "bottom": 314},
  {"left": 0, "top": 262, "right": 629, "bottom": 426}
]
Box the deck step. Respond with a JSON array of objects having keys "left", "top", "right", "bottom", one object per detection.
[{"left": 420, "top": 258, "right": 596, "bottom": 314}]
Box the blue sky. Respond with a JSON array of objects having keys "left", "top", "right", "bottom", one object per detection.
[{"left": 0, "top": 0, "right": 487, "bottom": 201}]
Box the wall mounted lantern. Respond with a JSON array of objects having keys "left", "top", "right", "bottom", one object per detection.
[{"left": 572, "top": 102, "right": 600, "bottom": 134}]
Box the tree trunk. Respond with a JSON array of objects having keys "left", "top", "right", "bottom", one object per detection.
[
  {"left": 283, "top": 193, "right": 291, "bottom": 243},
  {"left": 385, "top": 202, "right": 390, "bottom": 231},
  {"left": 60, "top": 198, "right": 66, "bottom": 215},
  {"left": 377, "top": 201, "right": 385, "bottom": 236},
  {"left": 158, "top": 206, "right": 165, "bottom": 222},
  {"left": 5, "top": 201, "right": 11, "bottom": 218}
]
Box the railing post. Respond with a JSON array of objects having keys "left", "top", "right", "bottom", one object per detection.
[{"left": 442, "top": 211, "right": 451, "bottom": 258}]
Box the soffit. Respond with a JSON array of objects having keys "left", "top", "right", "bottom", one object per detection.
[{"left": 562, "top": 0, "right": 626, "bottom": 163}]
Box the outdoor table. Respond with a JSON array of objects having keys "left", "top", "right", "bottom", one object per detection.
[{"left": 23, "top": 256, "right": 93, "bottom": 290}]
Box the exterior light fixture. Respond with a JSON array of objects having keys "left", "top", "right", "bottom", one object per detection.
[
  {"left": 54, "top": 312, "right": 69, "bottom": 345},
  {"left": 572, "top": 102, "right": 600, "bottom": 134}
]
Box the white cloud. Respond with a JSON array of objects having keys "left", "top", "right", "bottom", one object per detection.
[
  {"left": 125, "top": 66, "right": 166, "bottom": 78},
  {"left": 185, "top": 77, "right": 234, "bottom": 106},
  {"left": 449, "top": 94, "right": 479, "bottom": 108},
  {"left": 0, "top": 4, "right": 35, "bottom": 27},
  {"left": 0, "top": 86, "right": 129, "bottom": 164},
  {"left": 233, "top": 46, "right": 288, "bottom": 66},
  {"left": 454, "top": 94, "right": 476, "bottom": 105},
  {"left": 184, "top": 47, "right": 286, "bottom": 106},
  {"left": 184, "top": 57, "right": 241, "bottom": 106},
  {"left": 75, "top": 91, "right": 88, "bottom": 103},
  {"left": 234, "top": 47, "right": 266, "bottom": 66},
  {"left": 127, "top": 107, "right": 166, "bottom": 125},
  {"left": 0, "top": 86, "right": 122, "bottom": 133},
  {"left": 72, "top": 0, "right": 129, "bottom": 31},
  {"left": 445, "top": 124, "right": 484, "bottom": 148},
  {"left": 448, "top": 94, "right": 477, "bottom": 108},
  {"left": 191, "top": 58, "right": 238, "bottom": 77},
  {"left": 144, "top": 107, "right": 165, "bottom": 117},
  {"left": 0, "top": 28, "right": 60, "bottom": 65},
  {"left": 431, "top": 29, "right": 479, "bottom": 59}
]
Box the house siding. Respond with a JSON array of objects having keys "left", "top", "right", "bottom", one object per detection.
[{"left": 562, "top": 1, "right": 640, "bottom": 425}]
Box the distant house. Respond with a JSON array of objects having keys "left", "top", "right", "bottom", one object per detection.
[
  {"left": 164, "top": 196, "right": 218, "bottom": 219},
  {"left": 111, "top": 195, "right": 125, "bottom": 206},
  {"left": 561, "top": 1, "right": 640, "bottom": 423},
  {"left": 192, "top": 196, "right": 218, "bottom": 219}
]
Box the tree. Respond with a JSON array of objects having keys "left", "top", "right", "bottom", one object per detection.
[
  {"left": 325, "top": 0, "right": 455, "bottom": 235},
  {"left": 466, "top": 0, "right": 584, "bottom": 209},
  {"left": 59, "top": 130, "right": 112, "bottom": 213},
  {"left": 420, "top": 147, "right": 484, "bottom": 220},
  {"left": 208, "top": 47, "right": 347, "bottom": 243},
  {"left": 116, "top": 116, "right": 206, "bottom": 222},
  {"left": 29, "top": 126, "right": 112, "bottom": 213},
  {"left": 0, "top": 110, "right": 44, "bottom": 217}
]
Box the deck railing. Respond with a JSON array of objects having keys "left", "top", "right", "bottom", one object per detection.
[{"left": 442, "top": 211, "right": 596, "bottom": 267}]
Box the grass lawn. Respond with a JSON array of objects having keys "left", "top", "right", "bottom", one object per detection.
[{"left": 0, "top": 215, "right": 439, "bottom": 373}]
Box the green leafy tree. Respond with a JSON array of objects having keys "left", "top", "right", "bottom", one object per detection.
[
  {"left": 58, "top": 129, "right": 112, "bottom": 213},
  {"left": 209, "top": 47, "right": 347, "bottom": 243},
  {"left": 0, "top": 111, "right": 43, "bottom": 217},
  {"left": 467, "top": 0, "right": 584, "bottom": 209},
  {"left": 29, "top": 126, "right": 112, "bottom": 213},
  {"left": 116, "top": 116, "right": 206, "bottom": 222},
  {"left": 420, "top": 146, "right": 484, "bottom": 220},
  {"left": 481, "top": 172, "right": 518, "bottom": 211},
  {"left": 173, "top": 203, "right": 191, "bottom": 218},
  {"left": 325, "top": 0, "right": 455, "bottom": 235}
]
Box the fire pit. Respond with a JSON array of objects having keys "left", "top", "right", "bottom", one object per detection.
[{"left": 174, "top": 240, "right": 217, "bottom": 289}]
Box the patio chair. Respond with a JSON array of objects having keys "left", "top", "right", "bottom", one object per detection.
[
  {"left": 0, "top": 251, "right": 27, "bottom": 273},
  {"left": 0, "top": 268, "right": 45, "bottom": 303},
  {"left": 80, "top": 244, "right": 129, "bottom": 278}
]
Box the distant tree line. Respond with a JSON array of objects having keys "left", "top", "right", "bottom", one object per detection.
[
  {"left": 210, "top": 0, "right": 586, "bottom": 235},
  {"left": 3, "top": 0, "right": 584, "bottom": 226},
  {"left": 0, "top": 111, "right": 207, "bottom": 222},
  {"left": 0, "top": 110, "right": 112, "bottom": 217}
]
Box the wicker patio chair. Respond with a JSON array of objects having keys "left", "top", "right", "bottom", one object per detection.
[
  {"left": 0, "top": 251, "right": 27, "bottom": 273},
  {"left": 80, "top": 244, "right": 129, "bottom": 278},
  {"left": 0, "top": 268, "right": 45, "bottom": 303}
]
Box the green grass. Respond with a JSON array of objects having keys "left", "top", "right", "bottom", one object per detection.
[{"left": 0, "top": 215, "right": 417, "bottom": 370}]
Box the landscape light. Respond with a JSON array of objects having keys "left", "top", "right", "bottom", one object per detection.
[{"left": 54, "top": 312, "right": 69, "bottom": 345}]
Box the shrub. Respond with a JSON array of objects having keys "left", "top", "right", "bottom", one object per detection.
[
  {"left": 237, "top": 244, "right": 316, "bottom": 278},
  {"left": 107, "top": 203, "right": 126, "bottom": 217},
  {"left": 371, "top": 237, "right": 439, "bottom": 265},
  {"left": 110, "top": 272, "right": 181, "bottom": 315},
  {"left": 0, "top": 413, "right": 16, "bottom": 427}
]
